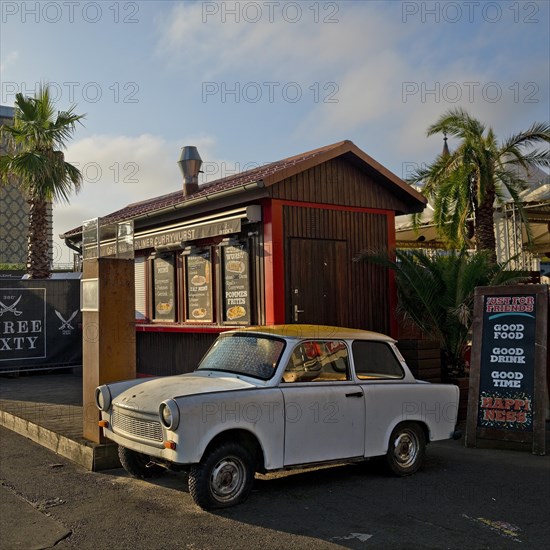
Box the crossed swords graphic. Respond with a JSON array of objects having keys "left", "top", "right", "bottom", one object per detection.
[
  {"left": 55, "top": 310, "right": 79, "bottom": 331},
  {"left": 0, "top": 296, "right": 22, "bottom": 316},
  {"left": 0, "top": 297, "right": 78, "bottom": 331}
]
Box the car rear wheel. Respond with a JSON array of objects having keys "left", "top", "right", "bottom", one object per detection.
[
  {"left": 118, "top": 446, "right": 164, "bottom": 478},
  {"left": 188, "top": 443, "right": 255, "bottom": 510},
  {"left": 385, "top": 422, "right": 425, "bottom": 476}
]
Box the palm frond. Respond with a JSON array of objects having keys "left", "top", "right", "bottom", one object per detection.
[
  {"left": 500, "top": 122, "right": 550, "bottom": 153},
  {"left": 503, "top": 148, "right": 550, "bottom": 169},
  {"left": 0, "top": 84, "right": 84, "bottom": 278},
  {"left": 426, "top": 107, "right": 485, "bottom": 141},
  {"left": 357, "top": 248, "right": 527, "bottom": 375},
  {"left": 409, "top": 109, "right": 549, "bottom": 258}
]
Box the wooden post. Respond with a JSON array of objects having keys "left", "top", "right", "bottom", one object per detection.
[{"left": 82, "top": 258, "right": 136, "bottom": 443}]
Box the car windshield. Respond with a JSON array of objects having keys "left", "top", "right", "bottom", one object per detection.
[{"left": 197, "top": 333, "right": 286, "bottom": 380}]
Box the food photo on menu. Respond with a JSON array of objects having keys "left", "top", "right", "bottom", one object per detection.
[
  {"left": 187, "top": 254, "right": 212, "bottom": 321},
  {"left": 223, "top": 246, "right": 250, "bottom": 323}
]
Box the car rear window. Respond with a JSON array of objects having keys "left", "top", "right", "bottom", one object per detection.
[{"left": 352, "top": 341, "right": 404, "bottom": 380}]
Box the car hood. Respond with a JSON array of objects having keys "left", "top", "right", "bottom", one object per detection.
[{"left": 112, "top": 371, "right": 260, "bottom": 411}]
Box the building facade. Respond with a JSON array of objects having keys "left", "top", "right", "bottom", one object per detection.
[{"left": 0, "top": 104, "right": 53, "bottom": 268}]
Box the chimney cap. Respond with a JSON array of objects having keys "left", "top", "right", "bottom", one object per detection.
[{"left": 177, "top": 146, "right": 203, "bottom": 181}]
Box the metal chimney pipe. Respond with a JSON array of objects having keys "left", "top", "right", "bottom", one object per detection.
[{"left": 177, "top": 146, "right": 203, "bottom": 197}]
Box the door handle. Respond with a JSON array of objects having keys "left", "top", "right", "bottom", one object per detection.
[
  {"left": 345, "top": 392, "right": 363, "bottom": 398},
  {"left": 294, "top": 304, "right": 304, "bottom": 322}
]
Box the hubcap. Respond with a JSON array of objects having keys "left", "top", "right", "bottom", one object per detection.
[
  {"left": 210, "top": 456, "right": 245, "bottom": 501},
  {"left": 393, "top": 430, "right": 419, "bottom": 468}
]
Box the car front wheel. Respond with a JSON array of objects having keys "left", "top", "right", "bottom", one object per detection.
[
  {"left": 385, "top": 422, "right": 425, "bottom": 476},
  {"left": 118, "top": 446, "right": 164, "bottom": 478},
  {"left": 188, "top": 443, "right": 255, "bottom": 510}
]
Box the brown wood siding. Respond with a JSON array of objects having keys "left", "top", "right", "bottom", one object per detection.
[
  {"left": 283, "top": 205, "right": 390, "bottom": 333},
  {"left": 271, "top": 157, "right": 412, "bottom": 214},
  {"left": 136, "top": 332, "right": 217, "bottom": 376}
]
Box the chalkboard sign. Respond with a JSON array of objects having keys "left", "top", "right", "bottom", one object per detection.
[
  {"left": 186, "top": 251, "right": 213, "bottom": 322},
  {"left": 477, "top": 294, "right": 536, "bottom": 432},
  {"left": 222, "top": 245, "right": 251, "bottom": 324},
  {"left": 466, "top": 285, "right": 548, "bottom": 455},
  {"left": 153, "top": 255, "right": 176, "bottom": 322}
]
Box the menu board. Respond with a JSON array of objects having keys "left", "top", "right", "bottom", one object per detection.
[
  {"left": 153, "top": 255, "right": 175, "bottom": 321},
  {"left": 186, "top": 251, "right": 213, "bottom": 322},
  {"left": 477, "top": 294, "right": 536, "bottom": 432},
  {"left": 466, "top": 285, "right": 548, "bottom": 455},
  {"left": 223, "top": 245, "right": 251, "bottom": 324}
]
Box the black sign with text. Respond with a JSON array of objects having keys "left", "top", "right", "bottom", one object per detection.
[
  {"left": 0, "top": 281, "right": 82, "bottom": 370},
  {"left": 186, "top": 252, "right": 213, "bottom": 322},
  {"left": 153, "top": 256, "right": 176, "bottom": 321},
  {"left": 223, "top": 245, "right": 251, "bottom": 324},
  {"left": 0, "top": 288, "right": 46, "bottom": 361},
  {"left": 135, "top": 218, "right": 242, "bottom": 251},
  {"left": 477, "top": 294, "right": 536, "bottom": 432}
]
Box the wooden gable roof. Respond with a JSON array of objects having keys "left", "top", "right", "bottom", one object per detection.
[{"left": 62, "top": 140, "right": 426, "bottom": 238}]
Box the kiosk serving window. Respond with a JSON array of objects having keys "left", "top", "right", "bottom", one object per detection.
[
  {"left": 185, "top": 250, "right": 214, "bottom": 322},
  {"left": 153, "top": 254, "right": 176, "bottom": 322}
]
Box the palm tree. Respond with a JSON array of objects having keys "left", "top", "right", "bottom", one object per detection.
[
  {"left": 409, "top": 108, "right": 550, "bottom": 261},
  {"left": 0, "top": 85, "right": 84, "bottom": 278},
  {"left": 356, "top": 248, "right": 527, "bottom": 377}
]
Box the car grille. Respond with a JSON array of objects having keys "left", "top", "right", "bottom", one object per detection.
[{"left": 112, "top": 408, "right": 163, "bottom": 442}]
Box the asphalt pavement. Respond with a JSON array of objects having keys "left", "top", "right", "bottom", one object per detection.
[{"left": 1, "top": 425, "right": 549, "bottom": 550}]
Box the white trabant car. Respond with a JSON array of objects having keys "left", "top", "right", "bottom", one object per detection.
[{"left": 96, "top": 325, "right": 460, "bottom": 510}]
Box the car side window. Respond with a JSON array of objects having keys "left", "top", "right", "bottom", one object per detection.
[
  {"left": 352, "top": 341, "right": 405, "bottom": 380},
  {"left": 282, "top": 340, "right": 349, "bottom": 382}
]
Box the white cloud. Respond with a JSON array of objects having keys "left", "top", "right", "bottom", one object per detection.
[
  {"left": 0, "top": 50, "right": 19, "bottom": 71},
  {"left": 54, "top": 132, "right": 227, "bottom": 263},
  {"left": 294, "top": 50, "right": 407, "bottom": 138},
  {"left": 154, "top": 1, "right": 548, "bottom": 174},
  {"left": 296, "top": 48, "right": 550, "bottom": 175},
  {"left": 155, "top": 2, "right": 407, "bottom": 81}
]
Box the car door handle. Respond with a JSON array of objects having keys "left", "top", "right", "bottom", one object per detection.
[{"left": 345, "top": 392, "right": 363, "bottom": 398}]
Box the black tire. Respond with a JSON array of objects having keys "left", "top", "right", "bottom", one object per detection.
[
  {"left": 118, "top": 446, "right": 164, "bottom": 478},
  {"left": 385, "top": 422, "right": 426, "bottom": 476},
  {"left": 188, "top": 443, "right": 255, "bottom": 510}
]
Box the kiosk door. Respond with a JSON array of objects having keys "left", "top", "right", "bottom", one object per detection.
[{"left": 288, "top": 238, "right": 347, "bottom": 326}]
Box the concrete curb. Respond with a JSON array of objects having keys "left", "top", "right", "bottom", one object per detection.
[{"left": 0, "top": 409, "right": 120, "bottom": 471}]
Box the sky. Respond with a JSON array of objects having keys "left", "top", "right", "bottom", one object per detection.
[{"left": 1, "top": 0, "right": 549, "bottom": 265}]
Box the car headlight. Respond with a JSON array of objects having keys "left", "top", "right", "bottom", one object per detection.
[
  {"left": 95, "top": 386, "right": 112, "bottom": 412},
  {"left": 159, "top": 399, "right": 180, "bottom": 430}
]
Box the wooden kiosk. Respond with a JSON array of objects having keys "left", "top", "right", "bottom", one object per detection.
[{"left": 65, "top": 140, "right": 427, "bottom": 377}]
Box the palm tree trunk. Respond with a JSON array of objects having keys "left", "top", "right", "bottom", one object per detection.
[
  {"left": 27, "top": 197, "right": 51, "bottom": 278},
  {"left": 474, "top": 191, "right": 497, "bottom": 262}
]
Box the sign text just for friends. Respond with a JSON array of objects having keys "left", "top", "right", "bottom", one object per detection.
[{"left": 478, "top": 295, "right": 535, "bottom": 431}]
